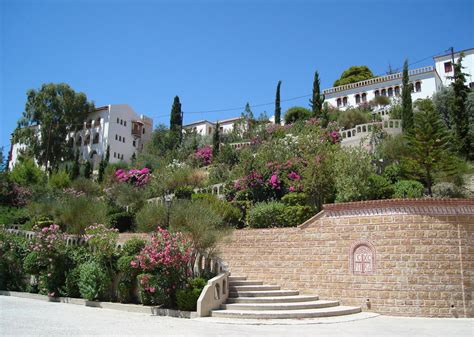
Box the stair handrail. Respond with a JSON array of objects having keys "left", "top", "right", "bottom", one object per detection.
[{"left": 196, "top": 270, "right": 229, "bottom": 317}]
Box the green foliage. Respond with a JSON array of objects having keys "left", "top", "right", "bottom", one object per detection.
[
  {"left": 170, "top": 96, "right": 183, "bottom": 146},
  {"left": 388, "top": 104, "right": 403, "bottom": 119},
  {"left": 371, "top": 95, "right": 391, "bottom": 107},
  {"left": 78, "top": 260, "right": 111, "bottom": 301},
  {"left": 367, "top": 174, "right": 394, "bottom": 200},
  {"left": 56, "top": 195, "right": 107, "bottom": 234},
  {"left": 108, "top": 212, "right": 134, "bottom": 233},
  {"left": 383, "top": 163, "right": 403, "bottom": 183},
  {"left": 71, "top": 177, "right": 102, "bottom": 196},
  {"left": 333, "top": 66, "right": 374, "bottom": 87},
  {"left": 283, "top": 205, "right": 313, "bottom": 226},
  {"left": 284, "top": 106, "right": 311, "bottom": 124},
  {"left": 108, "top": 182, "right": 146, "bottom": 213},
  {"left": 334, "top": 148, "right": 373, "bottom": 202},
  {"left": 175, "top": 186, "right": 195, "bottom": 200},
  {"left": 401, "top": 59, "right": 414, "bottom": 131},
  {"left": 63, "top": 267, "right": 81, "bottom": 298},
  {"left": 337, "top": 108, "right": 370, "bottom": 129},
  {"left": 281, "top": 192, "right": 307, "bottom": 206},
  {"left": 122, "top": 237, "right": 147, "bottom": 256},
  {"left": 275, "top": 80, "right": 282, "bottom": 124},
  {"left": 176, "top": 277, "right": 207, "bottom": 311},
  {"left": 49, "top": 170, "right": 71, "bottom": 189},
  {"left": 14, "top": 83, "right": 94, "bottom": 170},
  {"left": 392, "top": 180, "right": 424, "bottom": 198},
  {"left": 135, "top": 203, "right": 168, "bottom": 233},
  {"left": 10, "top": 158, "right": 46, "bottom": 187},
  {"left": 84, "top": 161, "right": 93, "bottom": 179},
  {"left": 0, "top": 230, "right": 28, "bottom": 291},
  {"left": 0, "top": 206, "right": 29, "bottom": 225},
  {"left": 309, "top": 71, "right": 325, "bottom": 117},
  {"left": 217, "top": 145, "right": 239, "bottom": 167},
  {"left": 191, "top": 193, "right": 243, "bottom": 227},
  {"left": 213, "top": 121, "right": 220, "bottom": 156},
  {"left": 70, "top": 151, "right": 80, "bottom": 180},
  {"left": 247, "top": 201, "right": 286, "bottom": 228},
  {"left": 433, "top": 86, "right": 454, "bottom": 128}
]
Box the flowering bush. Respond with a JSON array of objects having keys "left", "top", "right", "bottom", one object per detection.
[
  {"left": 194, "top": 146, "right": 213, "bottom": 166},
  {"left": 115, "top": 168, "right": 150, "bottom": 187},
  {"left": 84, "top": 224, "right": 119, "bottom": 261},
  {"left": 132, "top": 227, "right": 192, "bottom": 307}
]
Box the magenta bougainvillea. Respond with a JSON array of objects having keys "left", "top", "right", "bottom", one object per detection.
[
  {"left": 194, "top": 146, "right": 213, "bottom": 166},
  {"left": 115, "top": 168, "right": 150, "bottom": 187}
]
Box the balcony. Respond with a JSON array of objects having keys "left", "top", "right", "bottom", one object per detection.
[{"left": 131, "top": 120, "right": 144, "bottom": 137}]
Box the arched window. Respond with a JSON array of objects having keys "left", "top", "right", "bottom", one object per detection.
[
  {"left": 350, "top": 240, "right": 376, "bottom": 275},
  {"left": 394, "top": 86, "right": 400, "bottom": 96},
  {"left": 361, "top": 93, "right": 367, "bottom": 102},
  {"left": 337, "top": 98, "right": 342, "bottom": 107},
  {"left": 342, "top": 96, "right": 348, "bottom": 106},
  {"left": 93, "top": 133, "right": 99, "bottom": 144},
  {"left": 355, "top": 94, "right": 361, "bottom": 104},
  {"left": 410, "top": 83, "right": 415, "bottom": 93},
  {"left": 415, "top": 81, "right": 421, "bottom": 92},
  {"left": 90, "top": 150, "right": 97, "bottom": 159},
  {"left": 374, "top": 90, "right": 380, "bottom": 97},
  {"left": 387, "top": 87, "right": 393, "bottom": 96},
  {"left": 381, "top": 89, "right": 387, "bottom": 96}
]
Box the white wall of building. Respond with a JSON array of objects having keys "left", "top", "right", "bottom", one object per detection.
[{"left": 434, "top": 48, "right": 474, "bottom": 87}]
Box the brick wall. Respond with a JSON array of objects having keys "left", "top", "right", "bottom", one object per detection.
[{"left": 219, "top": 199, "right": 474, "bottom": 318}]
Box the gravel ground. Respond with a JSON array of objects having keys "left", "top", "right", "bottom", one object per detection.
[{"left": 1, "top": 296, "right": 472, "bottom": 337}]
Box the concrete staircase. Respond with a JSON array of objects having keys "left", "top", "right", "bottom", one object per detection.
[{"left": 210, "top": 276, "right": 361, "bottom": 319}]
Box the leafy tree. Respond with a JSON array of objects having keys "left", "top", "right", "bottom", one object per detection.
[
  {"left": 84, "top": 161, "right": 92, "bottom": 179},
  {"left": 10, "top": 158, "right": 46, "bottom": 187},
  {"left": 284, "top": 106, "right": 312, "bottom": 124},
  {"left": 450, "top": 54, "right": 471, "bottom": 158},
  {"left": 275, "top": 81, "right": 282, "bottom": 124},
  {"left": 333, "top": 66, "right": 374, "bottom": 87},
  {"left": 403, "top": 99, "right": 460, "bottom": 196},
  {"left": 169, "top": 96, "right": 183, "bottom": 145},
  {"left": 337, "top": 108, "right": 371, "bottom": 129},
  {"left": 213, "top": 121, "right": 220, "bottom": 156},
  {"left": 70, "top": 150, "right": 80, "bottom": 180},
  {"left": 14, "top": 83, "right": 94, "bottom": 172},
  {"left": 433, "top": 86, "right": 454, "bottom": 128},
  {"left": 309, "top": 71, "right": 325, "bottom": 117},
  {"left": 401, "top": 59, "right": 414, "bottom": 131}
]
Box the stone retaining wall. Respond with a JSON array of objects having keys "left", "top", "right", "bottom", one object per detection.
[{"left": 219, "top": 199, "right": 474, "bottom": 318}]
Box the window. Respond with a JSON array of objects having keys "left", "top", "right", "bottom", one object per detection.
[
  {"left": 337, "top": 98, "right": 342, "bottom": 107},
  {"left": 123, "top": 137, "right": 125, "bottom": 143},
  {"left": 114, "top": 152, "right": 116, "bottom": 158},
  {"left": 394, "top": 86, "right": 400, "bottom": 96},
  {"left": 342, "top": 97, "right": 348, "bottom": 106},
  {"left": 444, "top": 61, "right": 452, "bottom": 73},
  {"left": 415, "top": 81, "right": 421, "bottom": 92},
  {"left": 119, "top": 135, "right": 122, "bottom": 142},
  {"left": 124, "top": 121, "right": 127, "bottom": 127},
  {"left": 388, "top": 87, "right": 393, "bottom": 97},
  {"left": 133, "top": 140, "right": 136, "bottom": 147},
  {"left": 355, "top": 94, "right": 361, "bottom": 104},
  {"left": 121, "top": 154, "right": 124, "bottom": 160},
  {"left": 115, "top": 134, "right": 118, "bottom": 140},
  {"left": 469, "top": 82, "right": 474, "bottom": 89},
  {"left": 361, "top": 93, "right": 367, "bottom": 102},
  {"left": 117, "top": 118, "right": 119, "bottom": 123},
  {"left": 120, "top": 119, "right": 123, "bottom": 125},
  {"left": 374, "top": 90, "right": 380, "bottom": 97},
  {"left": 143, "top": 128, "right": 145, "bottom": 134},
  {"left": 93, "top": 133, "right": 99, "bottom": 144},
  {"left": 381, "top": 89, "right": 386, "bottom": 96},
  {"left": 208, "top": 127, "right": 212, "bottom": 134}
]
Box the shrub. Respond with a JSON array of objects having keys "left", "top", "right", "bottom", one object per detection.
[
  {"left": 284, "top": 107, "right": 311, "bottom": 124},
  {"left": 78, "top": 260, "right": 110, "bottom": 301},
  {"left": 116, "top": 255, "right": 139, "bottom": 303},
  {"left": 392, "top": 180, "right": 424, "bottom": 198},
  {"left": 108, "top": 212, "right": 134, "bottom": 233},
  {"left": 135, "top": 203, "right": 167, "bottom": 233},
  {"left": 281, "top": 192, "right": 307, "bottom": 206},
  {"left": 383, "top": 163, "right": 403, "bottom": 183},
  {"left": 56, "top": 195, "right": 107, "bottom": 235},
  {"left": 84, "top": 224, "right": 119, "bottom": 262},
  {"left": 122, "top": 237, "right": 147, "bottom": 256},
  {"left": 49, "top": 171, "right": 71, "bottom": 189},
  {"left": 70, "top": 177, "right": 102, "bottom": 197},
  {"left": 194, "top": 146, "right": 213, "bottom": 166},
  {"left": 175, "top": 186, "right": 195, "bottom": 200},
  {"left": 367, "top": 174, "right": 394, "bottom": 200},
  {"left": 0, "top": 206, "right": 29, "bottom": 225},
  {"left": 432, "top": 182, "right": 467, "bottom": 198},
  {"left": 191, "top": 194, "right": 242, "bottom": 227},
  {"left": 337, "top": 108, "right": 370, "bottom": 129},
  {"left": 10, "top": 158, "right": 46, "bottom": 187},
  {"left": 63, "top": 267, "right": 81, "bottom": 298},
  {"left": 247, "top": 201, "right": 286, "bottom": 228},
  {"left": 0, "top": 229, "right": 28, "bottom": 291},
  {"left": 283, "top": 205, "right": 313, "bottom": 226},
  {"left": 176, "top": 277, "right": 207, "bottom": 311}
]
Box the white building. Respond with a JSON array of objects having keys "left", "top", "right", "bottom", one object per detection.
[
  {"left": 183, "top": 117, "right": 247, "bottom": 136},
  {"left": 433, "top": 48, "right": 474, "bottom": 87},
  {"left": 8, "top": 104, "right": 153, "bottom": 170}
]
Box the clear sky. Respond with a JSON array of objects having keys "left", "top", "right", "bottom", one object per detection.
[{"left": 1, "top": 0, "right": 473, "bottom": 153}]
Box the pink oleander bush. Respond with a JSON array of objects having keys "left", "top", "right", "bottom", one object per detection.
[
  {"left": 115, "top": 168, "right": 150, "bottom": 187},
  {"left": 132, "top": 227, "right": 192, "bottom": 307},
  {"left": 84, "top": 224, "right": 119, "bottom": 261},
  {"left": 194, "top": 146, "right": 213, "bottom": 166}
]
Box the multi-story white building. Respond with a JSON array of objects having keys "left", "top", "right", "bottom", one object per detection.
[
  {"left": 183, "top": 117, "right": 247, "bottom": 136},
  {"left": 8, "top": 104, "right": 153, "bottom": 170},
  {"left": 433, "top": 48, "right": 474, "bottom": 87}
]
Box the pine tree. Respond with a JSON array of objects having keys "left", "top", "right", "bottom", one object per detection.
[
  {"left": 170, "top": 96, "right": 183, "bottom": 144},
  {"left": 70, "top": 150, "right": 80, "bottom": 180},
  {"left": 213, "top": 121, "right": 220, "bottom": 155},
  {"left": 84, "top": 161, "right": 92, "bottom": 179},
  {"left": 404, "top": 99, "right": 459, "bottom": 196},
  {"left": 275, "top": 81, "right": 281, "bottom": 124},
  {"left": 309, "top": 71, "right": 325, "bottom": 117},
  {"left": 401, "top": 59, "right": 414, "bottom": 131},
  {"left": 450, "top": 54, "right": 471, "bottom": 158}
]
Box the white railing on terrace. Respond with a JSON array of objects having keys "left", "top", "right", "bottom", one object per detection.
[
  {"left": 147, "top": 183, "right": 226, "bottom": 205},
  {"left": 323, "top": 66, "right": 434, "bottom": 95},
  {"left": 340, "top": 119, "right": 402, "bottom": 141}
]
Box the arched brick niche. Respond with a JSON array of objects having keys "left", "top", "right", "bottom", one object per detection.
[{"left": 349, "top": 240, "right": 376, "bottom": 275}]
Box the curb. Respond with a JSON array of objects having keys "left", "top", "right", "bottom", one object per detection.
[{"left": 0, "top": 290, "right": 197, "bottom": 319}]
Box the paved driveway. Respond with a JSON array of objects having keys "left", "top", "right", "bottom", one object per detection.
[{"left": 0, "top": 296, "right": 472, "bottom": 337}]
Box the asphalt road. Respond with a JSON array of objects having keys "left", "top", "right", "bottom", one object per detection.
[{"left": 0, "top": 296, "right": 472, "bottom": 337}]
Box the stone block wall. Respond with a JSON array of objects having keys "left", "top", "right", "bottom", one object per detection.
[{"left": 219, "top": 199, "right": 474, "bottom": 318}]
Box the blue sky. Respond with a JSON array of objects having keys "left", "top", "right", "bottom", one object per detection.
[{"left": 1, "top": 0, "right": 473, "bottom": 153}]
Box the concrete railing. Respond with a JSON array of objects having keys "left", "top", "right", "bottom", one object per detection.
[
  {"left": 147, "top": 183, "right": 226, "bottom": 205},
  {"left": 196, "top": 270, "right": 229, "bottom": 317},
  {"left": 340, "top": 119, "right": 402, "bottom": 147}
]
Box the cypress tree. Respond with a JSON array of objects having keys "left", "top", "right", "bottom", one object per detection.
[
  {"left": 309, "top": 71, "right": 325, "bottom": 117},
  {"left": 97, "top": 145, "right": 110, "bottom": 183},
  {"left": 275, "top": 81, "right": 281, "bottom": 124},
  {"left": 105, "top": 145, "right": 110, "bottom": 163},
  {"left": 213, "top": 121, "right": 220, "bottom": 155},
  {"left": 70, "top": 150, "right": 80, "bottom": 180},
  {"left": 170, "top": 96, "right": 183, "bottom": 144},
  {"left": 84, "top": 160, "right": 92, "bottom": 179},
  {"left": 401, "top": 59, "right": 414, "bottom": 131},
  {"left": 450, "top": 54, "right": 471, "bottom": 158}
]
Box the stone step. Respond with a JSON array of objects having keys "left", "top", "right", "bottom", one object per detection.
[
  {"left": 210, "top": 306, "right": 362, "bottom": 319},
  {"left": 229, "top": 290, "right": 299, "bottom": 298},
  {"left": 228, "top": 276, "right": 247, "bottom": 282},
  {"left": 228, "top": 281, "right": 263, "bottom": 286},
  {"left": 226, "top": 295, "right": 320, "bottom": 304},
  {"left": 230, "top": 285, "right": 280, "bottom": 292},
  {"left": 221, "top": 300, "right": 339, "bottom": 311}
]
